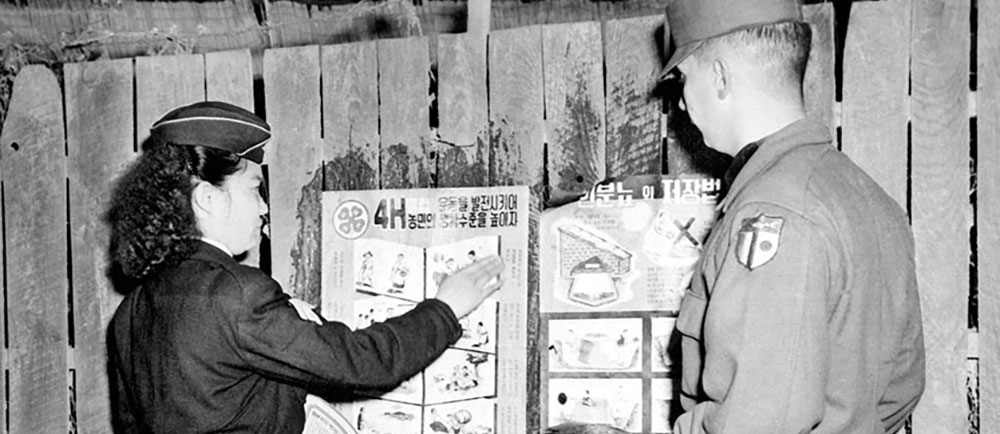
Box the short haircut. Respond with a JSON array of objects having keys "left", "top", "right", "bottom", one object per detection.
[{"left": 693, "top": 21, "right": 812, "bottom": 93}]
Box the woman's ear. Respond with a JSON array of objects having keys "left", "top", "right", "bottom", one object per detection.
[{"left": 191, "top": 181, "right": 216, "bottom": 220}]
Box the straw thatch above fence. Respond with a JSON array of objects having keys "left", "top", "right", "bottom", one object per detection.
[{"left": 0, "top": 0, "right": 673, "bottom": 58}]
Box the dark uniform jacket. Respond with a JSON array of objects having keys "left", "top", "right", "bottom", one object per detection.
[
  {"left": 110, "top": 241, "right": 461, "bottom": 433},
  {"left": 674, "top": 118, "right": 925, "bottom": 434}
]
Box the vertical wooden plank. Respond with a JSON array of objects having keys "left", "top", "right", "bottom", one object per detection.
[
  {"left": 841, "top": 2, "right": 910, "bottom": 207},
  {"left": 65, "top": 58, "right": 134, "bottom": 434},
  {"left": 378, "top": 36, "right": 433, "bottom": 189},
  {"left": 0, "top": 75, "right": 4, "bottom": 434},
  {"left": 910, "top": 0, "right": 971, "bottom": 432},
  {"left": 803, "top": 3, "right": 835, "bottom": 137},
  {"left": 489, "top": 26, "right": 545, "bottom": 189},
  {"left": 488, "top": 25, "right": 544, "bottom": 434},
  {"left": 320, "top": 40, "right": 380, "bottom": 309},
  {"left": 604, "top": 15, "right": 664, "bottom": 179},
  {"left": 322, "top": 41, "right": 380, "bottom": 192},
  {"left": 205, "top": 49, "right": 254, "bottom": 110},
  {"left": 264, "top": 45, "right": 322, "bottom": 303},
  {"left": 0, "top": 64, "right": 69, "bottom": 434},
  {"left": 543, "top": 21, "right": 605, "bottom": 205},
  {"left": 437, "top": 32, "right": 489, "bottom": 187},
  {"left": 135, "top": 54, "right": 206, "bottom": 147},
  {"left": 978, "top": 0, "right": 1000, "bottom": 430},
  {"left": 205, "top": 49, "right": 260, "bottom": 268},
  {"left": 468, "top": 0, "right": 491, "bottom": 40}
]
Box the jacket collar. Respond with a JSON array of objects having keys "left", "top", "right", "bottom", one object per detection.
[
  {"left": 720, "top": 117, "right": 832, "bottom": 212},
  {"left": 190, "top": 239, "right": 239, "bottom": 266},
  {"left": 199, "top": 237, "right": 233, "bottom": 256},
  {"left": 723, "top": 141, "right": 761, "bottom": 194}
]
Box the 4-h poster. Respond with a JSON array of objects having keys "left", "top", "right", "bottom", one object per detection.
[
  {"left": 539, "top": 174, "right": 721, "bottom": 433},
  {"left": 319, "top": 186, "right": 530, "bottom": 434}
]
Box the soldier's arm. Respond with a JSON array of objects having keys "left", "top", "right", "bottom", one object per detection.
[{"left": 674, "top": 202, "right": 834, "bottom": 434}]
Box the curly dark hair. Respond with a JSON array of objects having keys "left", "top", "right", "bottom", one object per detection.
[{"left": 107, "top": 136, "right": 244, "bottom": 282}]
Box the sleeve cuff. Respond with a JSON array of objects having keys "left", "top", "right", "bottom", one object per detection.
[{"left": 418, "top": 298, "right": 463, "bottom": 342}]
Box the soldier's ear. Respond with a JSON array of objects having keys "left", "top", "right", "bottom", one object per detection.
[{"left": 712, "top": 58, "right": 730, "bottom": 100}]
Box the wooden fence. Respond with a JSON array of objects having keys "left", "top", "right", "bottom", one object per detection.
[{"left": 0, "top": 0, "right": 991, "bottom": 433}]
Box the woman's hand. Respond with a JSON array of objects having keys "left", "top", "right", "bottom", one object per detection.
[
  {"left": 288, "top": 298, "right": 323, "bottom": 325},
  {"left": 434, "top": 255, "right": 505, "bottom": 319}
]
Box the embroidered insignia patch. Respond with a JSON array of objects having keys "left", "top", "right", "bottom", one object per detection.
[{"left": 735, "top": 213, "right": 784, "bottom": 270}]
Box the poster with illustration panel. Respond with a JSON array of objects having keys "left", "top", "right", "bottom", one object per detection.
[
  {"left": 320, "top": 186, "right": 529, "bottom": 434},
  {"left": 539, "top": 174, "right": 721, "bottom": 433}
]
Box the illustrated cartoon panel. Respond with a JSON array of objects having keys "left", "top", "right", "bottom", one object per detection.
[
  {"left": 353, "top": 238, "right": 424, "bottom": 302},
  {"left": 547, "top": 378, "right": 641, "bottom": 432},
  {"left": 548, "top": 318, "right": 642, "bottom": 372}
]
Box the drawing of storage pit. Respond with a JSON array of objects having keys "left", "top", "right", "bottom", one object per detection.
[{"left": 557, "top": 224, "right": 632, "bottom": 307}]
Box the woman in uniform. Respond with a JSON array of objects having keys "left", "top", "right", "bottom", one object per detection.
[{"left": 107, "top": 101, "right": 504, "bottom": 433}]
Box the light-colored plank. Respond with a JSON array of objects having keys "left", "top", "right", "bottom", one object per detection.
[
  {"left": 488, "top": 25, "right": 544, "bottom": 434},
  {"left": 65, "top": 58, "right": 134, "bottom": 434},
  {"left": 489, "top": 26, "right": 545, "bottom": 189},
  {"left": 322, "top": 40, "right": 380, "bottom": 192},
  {"left": 264, "top": 45, "right": 323, "bottom": 303},
  {"left": 318, "top": 40, "right": 380, "bottom": 310},
  {"left": 604, "top": 15, "right": 664, "bottom": 179},
  {"left": 437, "top": 32, "right": 489, "bottom": 187},
  {"left": 205, "top": 49, "right": 260, "bottom": 268},
  {"left": 978, "top": 0, "right": 1000, "bottom": 430},
  {"left": 378, "top": 36, "right": 433, "bottom": 189},
  {"left": 0, "top": 58, "right": 6, "bottom": 434},
  {"left": 910, "top": 0, "right": 972, "bottom": 431},
  {"left": 543, "top": 21, "right": 605, "bottom": 205},
  {"left": 841, "top": 1, "right": 910, "bottom": 207},
  {"left": 135, "top": 54, "right": 205, "bottom": 147},
  {"left": 803, "top": 3, "right": 835, "bottom": 138},
  {"left": 0, "top": 64, "right": 69, "bottom": 434},
  {"left": 468, "top": 0, "right": 491, "bottom": 40},
  {"left": 206, "top": 49, "right": 254, "bottom": 110}
]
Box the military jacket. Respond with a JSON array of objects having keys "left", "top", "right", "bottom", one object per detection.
[
  {"left": 674, "top": 118, "right": 925, "bottom": 434},
  {"left": 110, "top": 241, "right": 461, "bottom": 433}
]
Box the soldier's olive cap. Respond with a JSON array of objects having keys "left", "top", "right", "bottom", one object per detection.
[
  {"left": 150, "top": 101, "right": 270, "bottom": 164},
  {"left": 661, "top": 0, "right": 803, "bottom": 79}
]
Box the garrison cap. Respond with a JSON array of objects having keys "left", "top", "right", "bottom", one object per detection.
[
  {"left": 661, "top": 0, "right": 803, "bottom": 78},
  {"left": 150, "top": 101, "right": 270, "bottom": 164}
]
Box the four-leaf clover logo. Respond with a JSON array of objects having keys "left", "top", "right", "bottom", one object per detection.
[{"left": 334, "top": 200, "right": 369, "bottom": 240}]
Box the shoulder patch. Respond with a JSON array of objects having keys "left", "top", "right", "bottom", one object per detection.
[{"left": 735, "top": 213, "right": 784, "bottom": 270}]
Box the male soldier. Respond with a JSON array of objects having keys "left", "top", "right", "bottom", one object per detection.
[{"left": 663, "top": 0, "right": 925, "bottom": 432}]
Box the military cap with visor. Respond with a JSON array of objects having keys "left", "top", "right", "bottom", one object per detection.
[
  {"left": 661, "top": 0, "right": 804, "bottom": 79},
  {"left": 150, "top": 101, "right": 270, "bottom": 164}
]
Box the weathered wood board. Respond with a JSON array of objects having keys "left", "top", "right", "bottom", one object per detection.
[
  {"left": 604, "top": 15, "right": 665, "bottom": 179},
  {"left": 135, "top": 54, "right": 205, "bottom": 147},
  {"left": 321, "top": 41, "right": 380, "bottom": 193},
  {"left": 437, "top": 32, "right": 490, "bottom": 188},
  {"left": 841, "top": 1, "right": 910, "bottom": 207},
  {"left": 0, "top": 65, "right": 69, "bottom": 434},
  {"left": 543, "top": 21, "right": 606, "bottom": 204},
  {"left": 378, "top": 36, "right": 434, "bottom": 190},
  {"left": 910, "top": 0, "right": 972, "bottom": 432},
  {"left": 66, "top": 58, "right": 135, "bottom": 434},
  {"left": 488, "top": 25, "right": 545, "bottom": 433},
  {"left": 264, "top": 45, "right": 323, "bottom": 303},
  {"left": 803, "top": 3, "right": 836, "bottom": 138},
  {"left": 978, "top": 0, "right": 1000, "bottom": 431}
]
